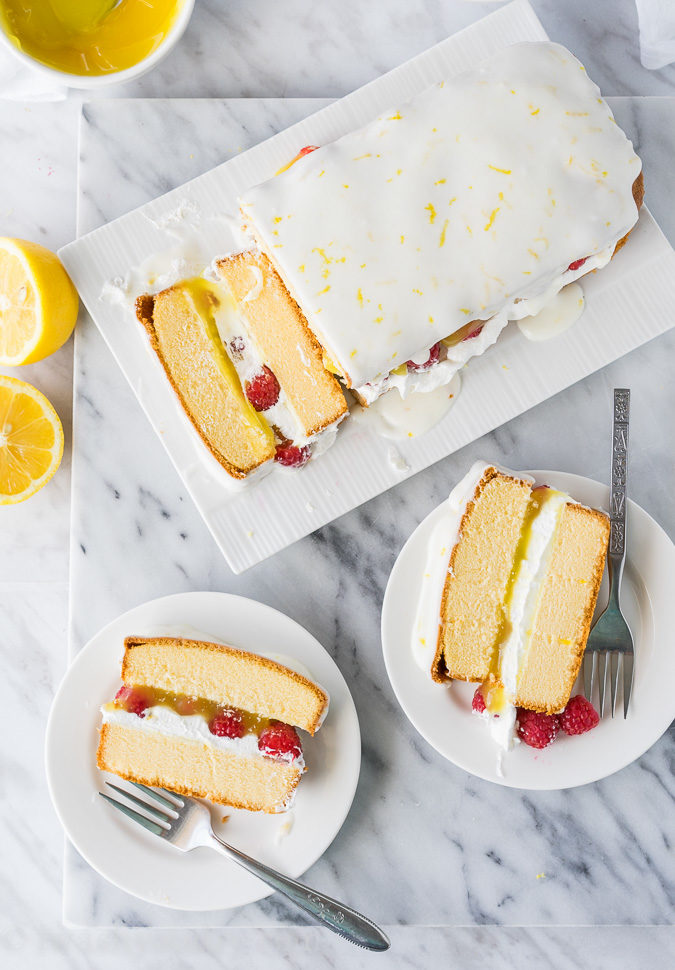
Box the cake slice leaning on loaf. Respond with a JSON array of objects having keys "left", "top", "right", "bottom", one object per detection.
[
  {"left": 97, "top": 637, "right": 329, "bottom": 813},
  {"left": 426, "top": 463, "right": 609, "bottom": 714}
]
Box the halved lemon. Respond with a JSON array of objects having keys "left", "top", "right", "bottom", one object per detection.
[
  {"left": 0, "top": 376, "right": 64, "bottom": 505},
  {"left": 0, "top": 237, "right": 79, "bottom": 366}
]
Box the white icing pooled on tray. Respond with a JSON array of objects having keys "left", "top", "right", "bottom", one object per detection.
[
  {"left": 517, "top": 282, "right": 585, "bottom": 341},
  {"left": 241, "top": 42, "right": 641, "bottom": 389},
  {"left": 355, "top": 372, "right": 461, "bottom": 440}
]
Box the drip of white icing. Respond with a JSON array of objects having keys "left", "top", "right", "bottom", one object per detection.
[
  {"left": 241, "top": 42, "right": 641, "bottom": 393},
  {"left": 517, "top": 283, "right": 585, "bottom": 341},
  {"left": 356, "top": 373, "right": 461, "bottom": 440}
]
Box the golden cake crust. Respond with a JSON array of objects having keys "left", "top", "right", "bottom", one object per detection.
[
  {"left": 122, "top": 636, "right": 329, "bottom": 735},
  {"left": 97, "top": 722, "right": 302, "bottom": 813},
  {"left": 135, "top": 289, "right": 274, "bottom": 479},
  {"left": 430, "top": 467, "right": 533, "bottom": 684},
  {"left": 514, "top": 503, "right": 610, "bottom": 713}
]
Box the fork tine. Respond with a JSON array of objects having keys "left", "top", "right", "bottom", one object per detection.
[
  {"left": 130, "top": 782, "right": 182, "bottom": 811},
  {"left": 610, "top": 652, "right": 620, "bottom": 718},
  {"left": 623, "top": 654, "right": 634, "bottom": 718},
  {"left": 99, "top": 792, "right": 166, "bottom": 836},
  {"left": 583, "top": 653, "right": 593, "bottom": 702},
  {"left": 598, "top": 652, "right": 608, "bottom": 717},
  {"left": 105, "top": 782, "right": 173, "bottom": 823}
]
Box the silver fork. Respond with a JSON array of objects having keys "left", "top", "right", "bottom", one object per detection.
[
  {"left": 583, "top": 388, "right": 635, "bottom": 718},
  {"left": 100, "top": 780, "right": 389, "bottom": 951}
]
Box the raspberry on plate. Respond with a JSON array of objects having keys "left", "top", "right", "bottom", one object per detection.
[
  {"left": 567, "top": 257, "right": 587, "bottom": 272},
  {"left": 245, "top": 365, "right": 280, "bottom": 411},
  {"left": 274, "top": 442, "right": 311, "bottom": 468},
  {"left": 406, "top": 341, "right": 441, "bottom": 372},
  {"left": 258, "top": 721, "right": 303, "bottom": 761},
  {"left": 517, "top": 708, "right": 560, "bottom": 749},
  {"left": 114, "top": 685, "right": 150, "bottom": 718},
  {"left": 208, "top": 708, "right": 245, "bottom": 739},
  {"left": 472, "top": 686, "right": 487, "bottom": 714},
  {"left": 560, "top": 695, "right": 599, "bottom": 735}
]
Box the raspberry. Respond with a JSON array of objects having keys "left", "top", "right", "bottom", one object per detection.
[
  {"left": 567, "top": 257, "right": 587, "bottom": 272},
  {"left": 299, "top": 145, "right": 319, "bottom": 156},
  {"left": 208, "top": 708, "right": 245, "bottom": 739},
  {"left": 274, "top": 442, "right": 311, "bottom": 468},
  {"left": 258, "top": 721, "right": 303, "bottom": 761},
  {"left": 114, "top": 685, "right": 150, "bottom": 718},
  {"left": 245, "top": 366, "right": 280, "bottom": 411},
  {"left": 560, "top": 695, "right": 599, "bottom": 736},
  {"left": 472, "top": 687, "right": 486, "bottom": 714},
  {"left": 229, "top": 336, "right": 246, "bottom": 360},
  {"left": 516, "top": 708, "right": 560, "bottom": 749},
  {"left": 406, "top": 341, "right": 441, "bottom": 372},
  {"left": 462, "top": 326, "right": 484, "bottom": 341}
]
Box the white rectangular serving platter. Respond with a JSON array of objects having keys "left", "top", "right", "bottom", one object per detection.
[{"left": 59, "top": 0, "right": 675, "bottom": 573}]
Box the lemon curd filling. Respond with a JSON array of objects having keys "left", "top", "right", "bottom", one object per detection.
[
  {"left": 483, "top": 487, "right": 569, "bottom": 717},
  {"left": 0, "top": 0, "right": 184, "bottom": 77}
]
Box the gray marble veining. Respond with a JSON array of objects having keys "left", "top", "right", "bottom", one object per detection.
[
  {"left": 63, "top": 92, "right": 675, "bottom": 932},
  {"left": 1, "top": 2, "right": 674, "bottom": 967}
]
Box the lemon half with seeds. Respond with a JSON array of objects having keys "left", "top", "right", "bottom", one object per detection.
[
  {"left": 0, "top": 375, "right": 64, "bottom": 505},
  {"left": 0, "top": 237, "right": 79, "bottom": 366}
]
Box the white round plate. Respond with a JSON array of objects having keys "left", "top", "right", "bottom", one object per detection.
[
  {"left": 382, "top": 471, "right": 675, "bottom": 790},
  {"left": 46, "top": 591, "right": 361, "bottom": 910}
]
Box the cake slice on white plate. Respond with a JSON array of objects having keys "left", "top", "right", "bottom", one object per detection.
[
  {"left": 97, "top": 636, "right": 329, "bottom": 813},
  {"left": 414, "top": 462, "right": 609, "bottom": 749}
]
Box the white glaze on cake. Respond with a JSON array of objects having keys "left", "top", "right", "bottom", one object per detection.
[{"left": 241, "top": 42, "right": 641, "bottom": 393}]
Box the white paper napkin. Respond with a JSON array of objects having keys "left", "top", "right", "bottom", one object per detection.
[
  {"left": 0, "top": 43, "right": 68, "bottom": 101},
  {"left": 635, "top": 0, "right": 675, "bottom": 69}
]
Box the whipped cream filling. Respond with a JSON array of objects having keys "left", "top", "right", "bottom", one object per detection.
[{"left": 487, "top": 487, "right": 572, "bottom": 751}]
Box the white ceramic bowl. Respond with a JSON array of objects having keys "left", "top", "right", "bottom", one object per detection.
[{"left": 0, "top": 0, "right": 195, "bottom": 89}]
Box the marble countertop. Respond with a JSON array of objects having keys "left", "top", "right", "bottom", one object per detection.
[{"left": 1, "top": 2, "right": 673, "bottom": 968}]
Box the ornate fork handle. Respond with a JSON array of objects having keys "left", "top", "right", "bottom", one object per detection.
[
  {"left": 608, "top": 388, "right": 630, "bottom": 604},
  {"left": 209, "top": 832, "right": 389, "bottom": 951}
]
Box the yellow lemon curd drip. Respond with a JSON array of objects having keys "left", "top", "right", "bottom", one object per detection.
[
  {"left": 483, "top": 488, "right": 554, "bottom": 714},
  {"left": 0, "top": 0, "right": 184, "bottom": 77}
]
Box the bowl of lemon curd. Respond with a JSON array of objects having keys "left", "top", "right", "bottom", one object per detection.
[{"left": 0, "top": 0, "right": 194, "bottom": 87}]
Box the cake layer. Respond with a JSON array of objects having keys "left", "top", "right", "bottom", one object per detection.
[
  {"left": 136, "top": 285, "right": 275, "bottom": 478},
  {"left": 515, "top": 503, "right": 609, "bottom": 713},
  {"left": 216, "top": 251, "right": 348, "bottom": 438},
  {"left": 97, "top": 721, "right": 300, "bottom": 813},
  {"left": 122, "top": 637, "right": 329, "bottom": 734},
  {"left": 241, "top": 42, "right": 641, "bottom": 390},
  {"left": 431, "top": 467, "right": 533, "bottom": 683}
]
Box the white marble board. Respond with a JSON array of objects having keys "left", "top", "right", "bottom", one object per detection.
[{"left": 64, "top": 86, "right": 675, "bottom": 928}]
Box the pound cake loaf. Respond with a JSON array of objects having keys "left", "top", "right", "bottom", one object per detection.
[
  {"left": 241, "top": 42, "right": 643, "bottom": 404},
  {"left": 414, "top": 462, "right": 609, "bottom": 724},
  {"left": 97, "top": 636, "right": 329, "bottom": 813}
]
